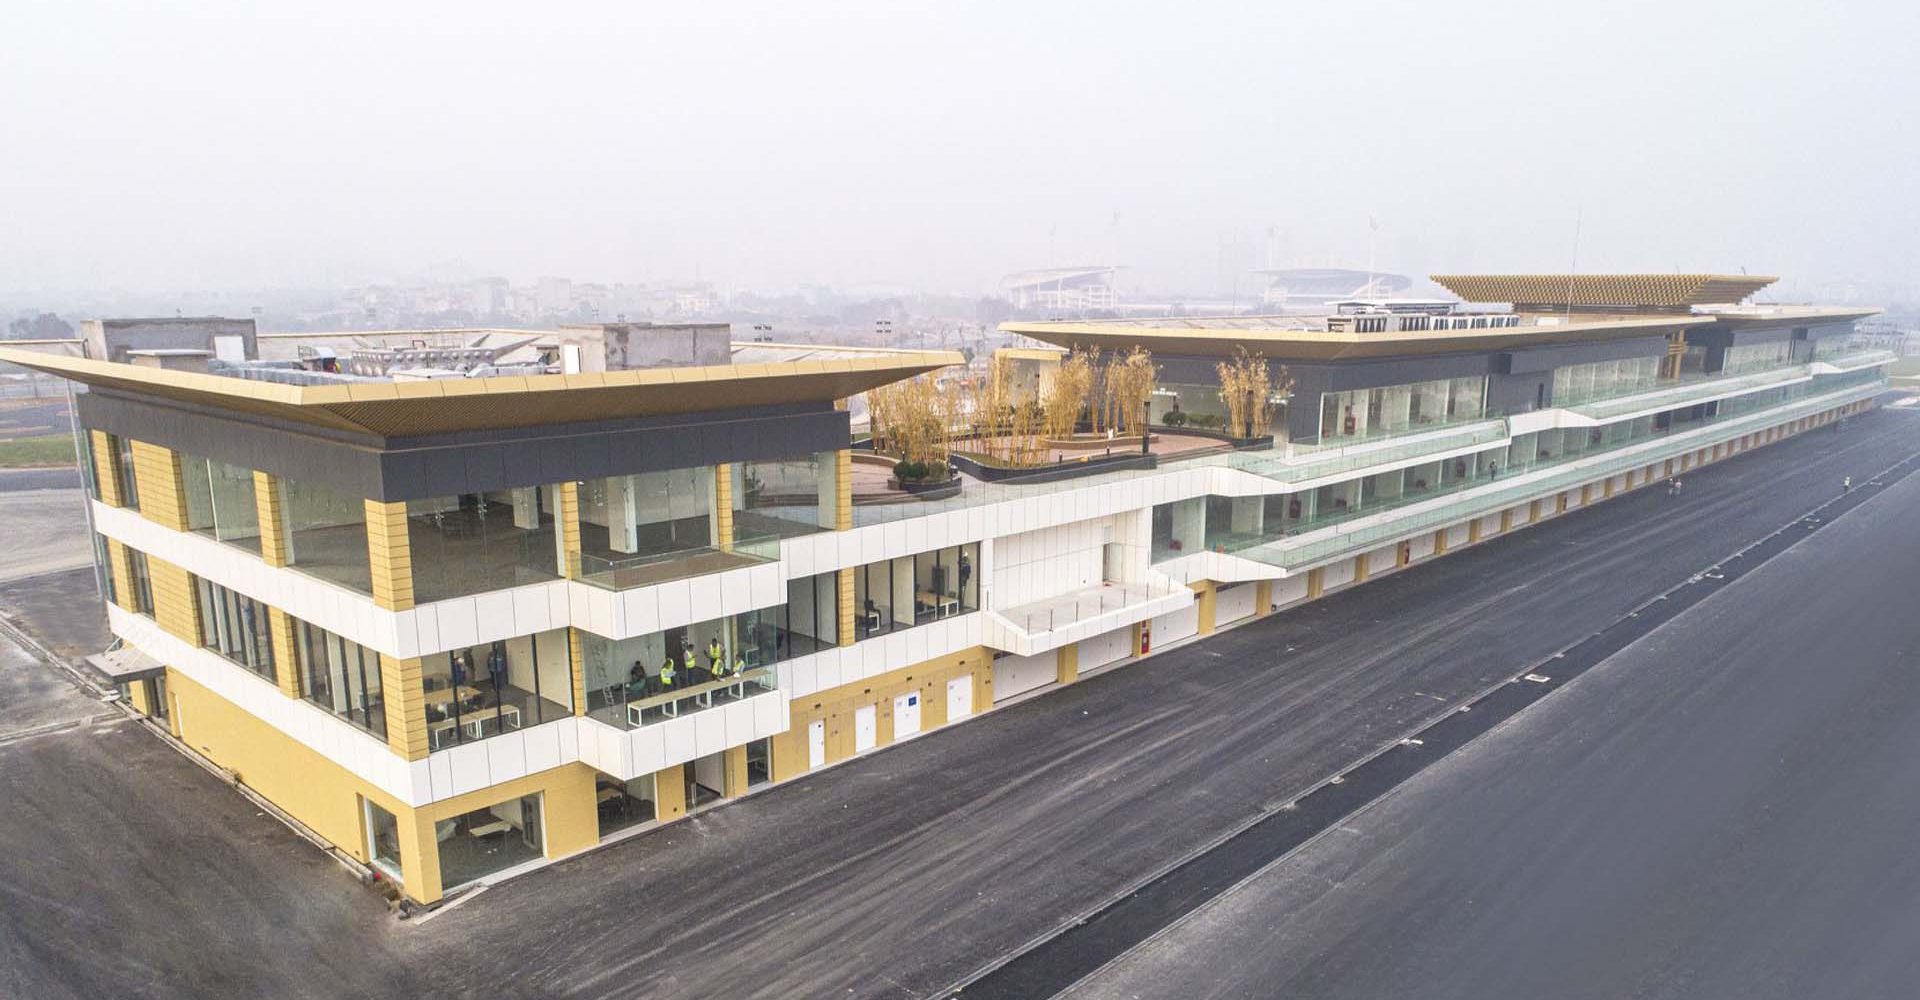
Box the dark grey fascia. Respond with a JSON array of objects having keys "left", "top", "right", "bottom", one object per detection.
[{"left": 77, "top": 389, "right": 849, "bottom": 502}]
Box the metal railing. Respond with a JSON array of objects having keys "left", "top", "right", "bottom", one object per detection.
[
  {"left": 998, "top": 580, "right": 1184, "bottom": 635},
  {"left": 1222, "top": 379, "right": 1883, "bottom": 572}
]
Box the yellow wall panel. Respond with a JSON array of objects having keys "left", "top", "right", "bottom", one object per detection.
[
  {"left": 379, "top": 654, "right": 428, "bottom": 761},
  {"left": 364, "top": 499, "right": 414, "bottom": 611}
]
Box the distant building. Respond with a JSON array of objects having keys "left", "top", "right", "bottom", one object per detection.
[
  {"left": 536, "top": 276, "right": 574, "bottom": 317},
  {"left": 1253, "top": 268, "right": 1412, "bottom": 308},
  {"left": 1002, "top": 266, "right": 1120, "bottom": 313}
]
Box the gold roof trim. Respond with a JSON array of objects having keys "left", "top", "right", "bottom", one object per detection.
[
  {"left": 0, "top": 346, "right": 961, "bottom": 439},
  {"left": 1000, "top": 315, "right": 1696, "bottom": 362}
]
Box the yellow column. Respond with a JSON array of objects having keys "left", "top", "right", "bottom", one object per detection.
[
  {"left": 1529, "top": 499, "right": 1542, "bottom": 523},
  {"left": 1557, "top": 491, "right": 1569, "bottom": 513},
  {"left": 127, "top": 678, "right": 155, "bottom": 715},
  {"left": 364, "top": 500, "right": 415, "bottom": 612},
  {"left": 836, "top": 449, "right": 854, "bottom": 531},
  {"left": 147, "top": 556, "right": 201, "bottom": 644},
  {"left": 1056, "top": 642, "right": 1079, "bottom": 685},
  {"left": 395, "top": 806, "right": 445, "bottom": 906},
  {"left": 714, "top": 463, "right": 735, "bottom": 552},
  {"left": 268, "top": 607, "right": 301, "bottom": 698},
  {"left": 770, "top": 726, "right": 807, "bottom": 784},
  {"left": 1397, "top": 541, "right": 1411, "bottom": 567},
  {"left": 1352, "top": 553, "right": 1369, "bottom": 583},
  {"left": 130, "top": 440, "right": 188, "bottom": 530},
  {"left": 379, "top": 654, "right": 429, "bottom": 761},
  {"left": 556, "top": 482, "right": 582, "bottom": 579},
  {"left": 1434, "top": 527, "right": 1450, "bottom": 554},
  {"left": 1129, "top": 621, "right": 1146, "bottom": 657},
  {"left": 722, "top": 745, "right": 750, "bottom": 798},
  {"left": 654, "top": 764, "right": 688, "bottom": 823},
  {"left": 90, "top": 430, "right": 123, "bottom": 506},
  {"left": 1467, "top": 519, "right": 1482, "bottom": 544},
  {"left": 1254, "top": 580, "right": 1273, "bottom": 616},
  {"left": 838, "top": 567, "right": 856, "bottom": 647},
  {"left": 1306, "top": 567, "right": 1325, "bottom": 600},
  {"left": 1499, "top": 509, "right": 1513, "bottom": 533},
  {"left": 1580, "top": 484, "right": 1594, "bottom": 506},
  {"left": 569, "top": 627, "right": 587, "bottom": 717},
  {"left": 254, "top": 472, "right": 289, "bottom": 568},
  {"left": 1604, "top": 477, "right": 1616, "bottom": 498},
  {"left": 1192, "top": 581, "right": 1217, "bottom": 635}
]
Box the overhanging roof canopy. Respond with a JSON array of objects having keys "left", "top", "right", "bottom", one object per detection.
[
  {"left": 1000, "top": 315, "right": 1695, "bottom": 362},
  {"left": 0, "top": 345, "right": 961, "bottom": 439},
  {"left": 1432, "top": 273, "right": 1778, "bottom": 310},
  {"left": 87, "top": 646, "right": 165, "bottom": 683}
]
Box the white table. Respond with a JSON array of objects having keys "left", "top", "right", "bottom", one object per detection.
[{"left": 461, "top": 703, "right": 521, "bottom": 740}]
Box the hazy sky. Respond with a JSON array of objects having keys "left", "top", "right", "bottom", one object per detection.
[{"left": 5, "top": 0, "right": 1915, "bottom": 298}]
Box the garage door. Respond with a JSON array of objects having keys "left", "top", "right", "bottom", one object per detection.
[
  {"left": 1152, "top": 604, "right": 1199, "bottom": 646},
  {"left": 993, "top": 651, "right": 1056, "bottom": 703},
  {"left": 1215, "top": 583, "right": 1257, "bottom": 626}
]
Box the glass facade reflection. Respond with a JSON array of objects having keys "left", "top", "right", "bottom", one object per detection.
[
  {"left": 406, "top": 490, "right": 560, "bottom": 603},
  {"left": 296, "top": 620, "right": 386, "bottom": 739},
  {"left": 281, "top": 477, "right": 371, "bottom": 594},
  {"left": 181, "top": 454, "right": 262, "bottom": 554}
]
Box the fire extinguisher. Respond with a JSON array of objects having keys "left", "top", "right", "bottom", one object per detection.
[{"left": 1139, "top": 622, "right": 1152, "bottom": 655}]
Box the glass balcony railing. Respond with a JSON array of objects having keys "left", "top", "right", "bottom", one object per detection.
[
  {"left": 1217, "top": 378, "right": 1883, "bottom": 573},
  {"left": 618, "top": 666, "right": 776, "bottom": 728},
  {"left": 1565, "top": 364, "right": 1812, "bottom": 421},
  {"left": 846, "top": 363, "right": 1878, "bottom": 530},
  {"left": 1207, "top": 419, "right": 1510, "bottom": 484},
  {"left": 848, "top": 419, "right": 1513, "bottom": 528},
  {"left": 1811, "top": 348, "right": 1899, "bottom": 371},
  {"left": 576, "top": 534, "right": 782, "bottom": 591}
]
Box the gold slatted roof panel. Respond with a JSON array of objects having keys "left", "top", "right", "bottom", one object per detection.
[
  {"left": 1432, "top": 274, "right": 1779, "bottom": 309},
  {"left": 0, "top": 346, "right": 963, "bottom": 439}
]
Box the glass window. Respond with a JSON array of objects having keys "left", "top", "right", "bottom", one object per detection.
[
  {"left": 597, "top": 774, "right": 657, "bottom": 838},
  {"left": 746, "top": 737, "right": 772, "bottom": 788},
  {"left": 781, "top": 572, "right": 839, "bottom": 656},
  {"left": 436, "top": 793, "right": 544, "bottom": 890},
  {"left": 195, "top": 578, "right": 275, "bottom": 681},
  {"left": 126, "top": 547, "right": 154, "bottom": 615},
  {"left": 406, "top": 490, "right": 560, "bottom": 603},
  {"left": 296, "top": 620, "right": 385, "bottom": 739},
  {"left": 282, "top": 477, "right": 371, "bottom": 594},
  {"left": 365, "top": 800, "right": 403, "bottom": 883},
  {"left": 733, "top": 454, "right": 833, "bottom": 539},
  {"left": 420, "top": 630, "right": 574, "bottom": 749},
  {"left": 182, "top": 455, "right": 262, "bottom": 554},
  {"left": 114, "top": 435, "right": 141, "bottom": 510},
  {"left": 81, "top": 432, "right": 101, "bottom": 502}
]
